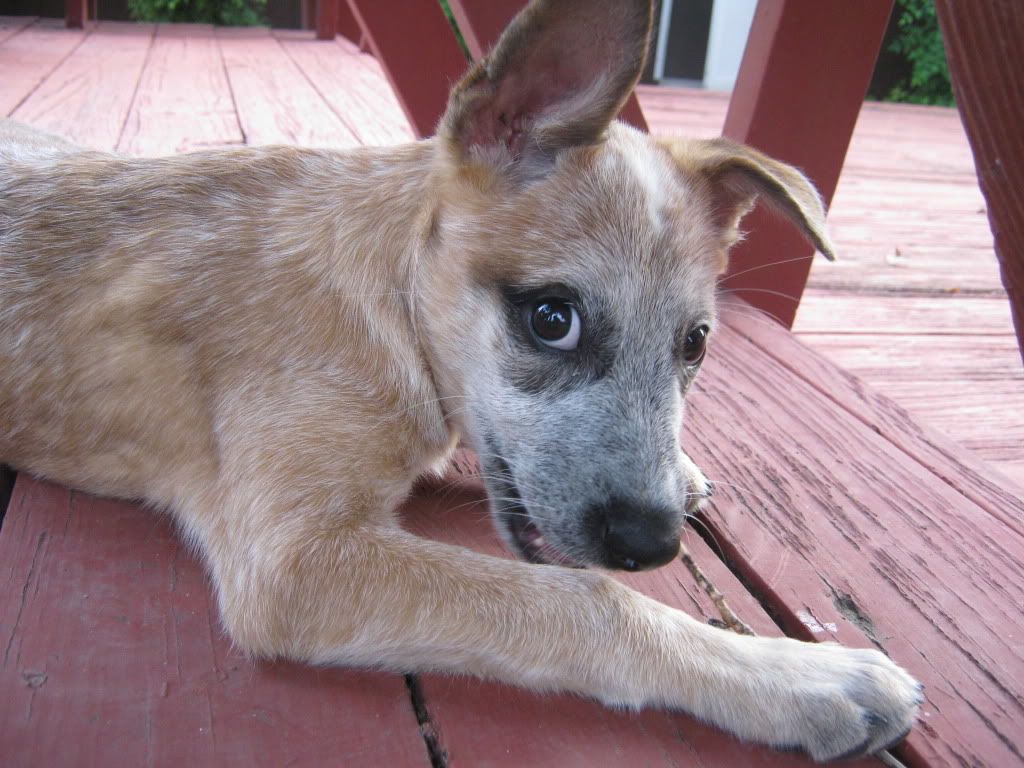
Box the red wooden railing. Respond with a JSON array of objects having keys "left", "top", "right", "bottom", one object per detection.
[
  {"left": 65, "top": 0, "right": 89, "bottom": 28},
  {"left": 717, "top": 0, "right": 893, "bottom": 326},
  {"left": 936, "top": 0, "right": 1024, "bottom": 364}
]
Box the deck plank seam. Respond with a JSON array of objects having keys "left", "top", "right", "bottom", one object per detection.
[
  {"left": 113, "top": 21, "right": 158, "bottom": 152},
  {"left": 5, "top": 20, "right": 94, "bottom": 119},
  {"left": 721, "top": 298, "right": 1024, "bottom": 527},
  {"left": 0, "top": 15, "right": 36, "bottom": 46},
  {"left": 690, "top": 510, "right": 816, "bottom": 643},
  {"left": 214, "top": 27, "right": 249, "bottom": 146},
  {"left": 0, "top": 467, "right": 14, "bottom": 532},
  {"left": 273, "top": 31, "right": 365, "bottom": 143},
  {"left": 405, "top": 673, "right": 449, "bottom": 768}
]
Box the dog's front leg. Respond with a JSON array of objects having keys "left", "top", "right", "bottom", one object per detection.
[{"left": 206, "top": 516, "right": 918, "bottom": 762}]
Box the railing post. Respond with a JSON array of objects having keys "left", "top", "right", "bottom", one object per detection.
[
  {"left": 720, "top": 0, "right": 893, "bottom": 326},
  {"left": 316, "top": 0, "right": 338, "bottom": 40},
  {"left": 336, "top": 0, "right": 362, "bottom": 44},
  {"left": 65, "top": 0, "right": 89, "bottom": 29},
  {"left": 935, "top": 0, "right": 1024, "bottom": 364},
  {"left": 346, "top": 0, "right": 468, "bottom": 138}
]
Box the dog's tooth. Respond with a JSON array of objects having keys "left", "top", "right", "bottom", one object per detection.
[{"left": 532, "top": 536, "right": 545, "bottom": 547}]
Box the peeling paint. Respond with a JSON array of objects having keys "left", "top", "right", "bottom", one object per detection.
[{"left": 797, "top": 609, "right": 837, "bottom": 634}]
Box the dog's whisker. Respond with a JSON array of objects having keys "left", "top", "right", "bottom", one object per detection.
[
  {"left": 681, "top": 512, "right": 725, "bottom": 560},
  {"left": 715, "top": 297, "right": 791, "bottom": 329},
  {"left": 364, "top": 396, "right": 469, "bottom": 433},
  {"left": 716, "top": 254, "right": 818, "bottom": 282},
  {"left": 716, "top": 286, "right": 802, "bottom": 305}
]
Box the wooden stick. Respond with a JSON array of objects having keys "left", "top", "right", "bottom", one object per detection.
[
  {"left": 678, "top": 539, "right": 755, "bottom": 635},
  {"left": 678, "top": 538, "right": 909, "bottom": 767}
]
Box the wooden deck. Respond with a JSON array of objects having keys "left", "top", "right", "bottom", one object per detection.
[{"left": 2, "top": 18, "right": 1023, "bottom": 768}]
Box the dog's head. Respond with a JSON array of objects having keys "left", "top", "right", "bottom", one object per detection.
[{"left": 417, "top": 0, "right": 833, "bottom": 571}]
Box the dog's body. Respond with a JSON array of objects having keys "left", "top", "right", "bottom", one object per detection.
[{"left": 0, "top": 0, "right": 921, "bottom": 760}]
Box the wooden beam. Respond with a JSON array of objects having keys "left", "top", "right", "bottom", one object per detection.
[
  {"left": 446, "top": 0, "right": 648, "bottom": 131},
  {"left": 65, "top": 0, "right": 88, "bottom": 28},
  {"left": 719, "top": 0, "right": 893, "bottom": 327},
  {"left": 935, "top": 0, "right": 1024, "bottom": 365},
  {"left": 335, "top": 0, "right": 362, "bottom": 44},
  {"left": 316, "top": 0, "right": 337, "bottom": 40},
  {"left": 346, "top": 0, "right": 467, "bottom": 139}
]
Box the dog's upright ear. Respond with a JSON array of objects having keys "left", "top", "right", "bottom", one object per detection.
[
  {"left": 662, "top": 137, "right": 837, "bottom": 263},
  {"left": 438, "top": 0, "right": 653, "bottom": 174}
]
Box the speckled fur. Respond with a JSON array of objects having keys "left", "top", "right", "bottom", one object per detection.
[{"left": 0, "top": 0, "right": 919, "bottom": 760}]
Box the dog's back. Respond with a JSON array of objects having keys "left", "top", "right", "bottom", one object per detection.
[{"left": 0, "top": 120, "right": 79, "bottom": 162}]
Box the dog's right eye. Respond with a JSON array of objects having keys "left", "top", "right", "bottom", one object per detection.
[{"left": 529, "top": 298, "right": 581, "bottom": 351}]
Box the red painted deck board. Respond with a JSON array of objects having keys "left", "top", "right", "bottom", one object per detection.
[
  {"left": 216, "top": 26, "right": 359, "bottom": 149},
  {"left": 0, "top": 18, "right": 87, "bottom": 117},
  {"left": 118, "top": 24, "right": 242, "bottom": 156},
  {"left": 0, "top": 15, "right": 35, "bottom": 46},
  {"left": 703, "top": 304, "right": 1024, "bottom": 766},
  {"left": 10, "top": 22, "right": 154, "bottom": 152},
  {"left": 0, "top": 477, "right": 430, "bottom": 768},
  {"left": 275, "top": 31, "right": 414, "bottom": 147},
  {"left": 722, "top": 299, "right": 1024, "bottom": 538}
]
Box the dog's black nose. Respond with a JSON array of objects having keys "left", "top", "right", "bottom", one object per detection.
[{"left": 597, "top": 498, "right": 681, "bottom": 571}]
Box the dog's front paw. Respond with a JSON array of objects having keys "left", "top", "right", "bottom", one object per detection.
[{"left": 768, "top": 640, "right": 923, "bottom": 762}]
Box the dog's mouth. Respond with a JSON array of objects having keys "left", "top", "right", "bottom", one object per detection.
[
  {"left": 487, "top": 454, "right": 586, "bottom": 568},
  {"left": 506, "top": 513, "right": 586, "bottom": 568}
]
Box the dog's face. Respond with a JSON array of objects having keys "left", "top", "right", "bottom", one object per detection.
[{"left": 418, "top": 0, "right": 833, "bottom": 571}]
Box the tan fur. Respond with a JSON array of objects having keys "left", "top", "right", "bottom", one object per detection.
[{"left": 0, "top": 1, "right": 919, "bottom": 761}]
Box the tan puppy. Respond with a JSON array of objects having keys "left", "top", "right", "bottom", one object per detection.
[{"left": 0, "top": 0, "right": 921, "bottom": 760}]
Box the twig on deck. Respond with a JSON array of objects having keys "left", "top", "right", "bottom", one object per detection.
[
  {"left": 677, "top": 539, "right": 910, "bottom": 768},
  {"left": 678, "top": 539, "right": 755, "bottom": 635},
  {"left": 877, "top": 751, "right": 907, "bottom": 768}
]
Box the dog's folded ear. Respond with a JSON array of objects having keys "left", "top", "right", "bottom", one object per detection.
[
  {"left": 662, "top": 137, "right": 837, "bottom": 262},
  {"left": 439, "top": 0, "right": 652, "bottom": 175}
]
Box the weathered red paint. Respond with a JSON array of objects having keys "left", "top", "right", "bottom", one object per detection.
[
  {"left": 0, "top": 477, "right": 430, "bottom": 767},
  {"left": 315, "top": 0, "right": 338, "bottom": 40},
  {"left": 936, "top": 0, "right": 1024, "bottom": 364},
  {"left": 65, "top": 0, "right": 88, "bottom": 29},
  {"left": 345, "top": 0, "right": 468, "bottom": 138},
  {"left": 719, "top": 0, "right": 893, "bottom": 326},
  {"left": 335, "top": 0, "right": 362, "bottom": 45}
]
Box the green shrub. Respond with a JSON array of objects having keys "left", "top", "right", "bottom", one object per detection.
[
  {"left": 127, "top": 0, "right": 266, "bottom": 26},
  {"left": 880, "top": 0, "right": 954, "bottom": 106}
]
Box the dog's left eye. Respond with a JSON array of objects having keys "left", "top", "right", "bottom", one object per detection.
[
  {"left": 682, "top": 325, "right": 709, "bottom": 366},
  {"left": 530, "top": 298, "right": 581, "bottom": 351}
]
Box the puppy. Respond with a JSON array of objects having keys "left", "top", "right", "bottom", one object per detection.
[{"left": 0, "top": 0, "right": 921, "bottom": 760}]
